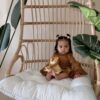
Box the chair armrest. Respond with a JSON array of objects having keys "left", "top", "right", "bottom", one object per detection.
[{"left": 93, "top": 84, "right": 100, "bottom": 96}]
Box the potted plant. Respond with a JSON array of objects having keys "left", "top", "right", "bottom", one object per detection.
[
  {"left": 68, "top": 1, "right": 100, "bottom": 86},
  {"left": 73, "top": 34, "right": 100, "bottom": 85}
]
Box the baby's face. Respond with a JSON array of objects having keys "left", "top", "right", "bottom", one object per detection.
[{"left": 57, "top": 40, "right": 70, "bottom": 54}]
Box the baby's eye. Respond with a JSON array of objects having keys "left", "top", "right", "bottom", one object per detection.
[
  {"left": 65, "top": 45, "right": 68, "bottom": 48},
  {"left": 59, "top": 46, "right": 62, "bottom": 48}
]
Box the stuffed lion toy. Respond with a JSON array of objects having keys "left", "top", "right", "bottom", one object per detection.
[
  {"left": 44, "top": 56, "right": 62, "bottom": 74},
  {"left": 40, "top": 56, "right": 62, "bottom": 76}
]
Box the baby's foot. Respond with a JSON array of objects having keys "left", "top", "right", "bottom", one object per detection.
[
  {"left": 46, "top": 73, "right": 52, "bottom": 81},
  {"left": 74, "top": 74, "right": 81, "bottom": 78}
]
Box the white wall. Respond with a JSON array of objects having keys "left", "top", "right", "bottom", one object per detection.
[{"left": 0, "top": 0, "right": 7, "bottom": 26}]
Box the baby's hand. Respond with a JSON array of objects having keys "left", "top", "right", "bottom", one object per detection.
[{"left": 50, "top": 70, "right": 56, "bottom": 76}]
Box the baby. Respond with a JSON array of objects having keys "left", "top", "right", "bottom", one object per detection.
[{"left": 40, "top": 34, "right": 87, "bottom": 80}]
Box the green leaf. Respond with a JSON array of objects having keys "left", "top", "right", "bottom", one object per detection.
[
  {"left": 11, "top": 0, "right": 28, "bottom": 29},
  {"left": 90, "top": 50, "right": 100, "bottom": 61},
  {"left": 11, "top": 0, "right": 20, "bottom": 29},
  {"left": 68, "top": 1, "right": 100, "bottom": 32},
  {"left": 73, "top": 34, "right": 100, "bottom": 60},
  {"left": 68, "top": 1, "right": 83, "bottom": 8},
  {"left": 0, "top": 23, "right": 11, "bottom": 51}
]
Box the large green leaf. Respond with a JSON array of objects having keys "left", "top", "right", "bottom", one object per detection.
[
  {"left": 68, "top": 1, "right": 100, "bottom": 32},
  {"left": 11, "top": 0, "right": 28, "bottom": 29},
  {"left": 0, "top": 23, "right": 11, "bottom": 51},
  {"left": 73, "top": 34, "right": 100, "bottom": 61}
]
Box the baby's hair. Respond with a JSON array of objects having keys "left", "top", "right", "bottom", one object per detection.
[
  {"left": 56, "top": 34, "right": 60, "bottom": 38},
  {"left": 66, "top": 33, "right": 70, "bottom": 39},
  {"left": 54, "top": 34, "right": 72, "bottom": 54}
]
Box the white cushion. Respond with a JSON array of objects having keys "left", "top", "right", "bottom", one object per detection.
[
  {"left": 0, "top": 70, "right": 95, "bottom": 100},
  {"left": 71, "top": 75, "right": 92, "bottom": 88}
]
